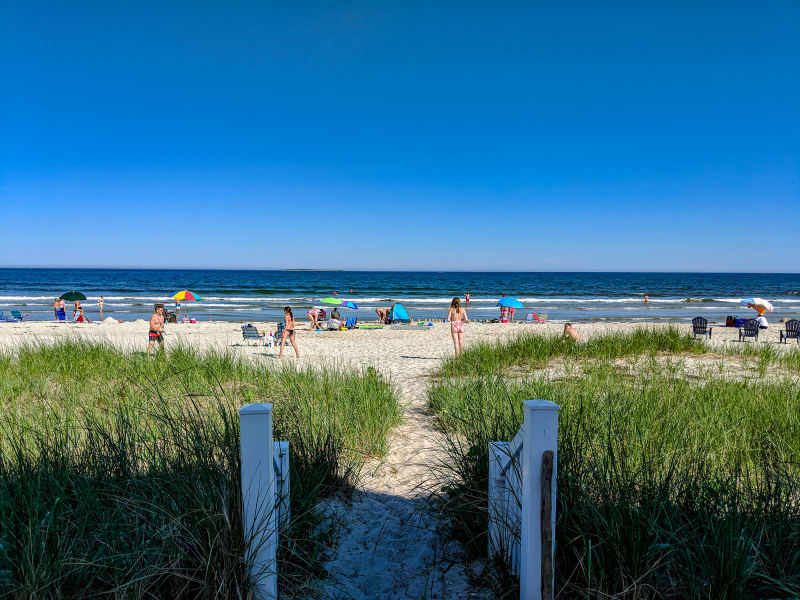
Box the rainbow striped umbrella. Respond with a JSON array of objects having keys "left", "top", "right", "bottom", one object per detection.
[{"left": 172, "top": 290, "right": 203, "bottom": 302}]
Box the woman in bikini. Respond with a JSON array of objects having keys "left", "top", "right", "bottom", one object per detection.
[
  {"left": 447, "top": 297, "right": 468, "bottom": 356},
  {"left": 279, "top": 306, "right": 300, "bottom": 358}
]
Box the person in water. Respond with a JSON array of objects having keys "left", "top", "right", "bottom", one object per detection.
[
  {"left": 448, "top": 297, "right": 468, "bottom": 355},
  {"left": 279, "top": 306, "right": 300, "bottom": 358}
]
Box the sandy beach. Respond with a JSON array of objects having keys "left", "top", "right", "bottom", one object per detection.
[{"left": 1, "top": 319, "right": 795, "bottom": 599}]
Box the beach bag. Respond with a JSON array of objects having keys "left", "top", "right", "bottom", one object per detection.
[{"left": 725, "top": 315, "right": 735, "bottom": 327}]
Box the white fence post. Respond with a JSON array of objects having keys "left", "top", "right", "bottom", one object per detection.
[
  {"left": 239, "top": 403, "right": 278, "bottom": 600},
  {"left": 520, "top": 399, "right": 559, "bottom": 600}
]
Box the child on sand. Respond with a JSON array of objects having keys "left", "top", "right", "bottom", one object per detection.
[
  {"left": 447, "top": 297, "right": 468, "bottom": 355},
  {"left": 279, "top": 306, "right": 300, "bottom": 358}
]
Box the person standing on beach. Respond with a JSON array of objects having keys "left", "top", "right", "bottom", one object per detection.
[
  {"left": 448, "top": 297, "right": 468, "bottom": 355},
  {"left": 98, "top": 295, "right": 104, "bottom": 314},
  {"left": 376, "top": 307, "right": 388, "bottom": 323},
  {"left": 279, "top": 306, "right": 300, "bottom": 358},
  {"left": 53, "top": 297, "right": 59, "bottom": 320},
  {"left": 146, "top": 305, "right": 165, "bottom": 356}
]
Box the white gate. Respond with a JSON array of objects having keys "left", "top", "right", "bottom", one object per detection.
[
  {"left": 239, "top": 403, "right": 290, "bottom": 600},
  {"left": 488, "top": 399, "right": 559, "bottom": 600}
]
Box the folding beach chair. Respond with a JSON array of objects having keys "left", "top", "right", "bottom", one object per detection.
[
  {"left": 10, "top": 310, "right": 27, "bottom": 321},
  {"left": 0, "top": 311, "right": 16, "bottom": 322},
  {"left": 524, "top": 312, "right": 547, "bottom": 323},
  {"left": 241, "top": 324, "right": 265, "bottom": 346},
  {"left": 345, "top": 317, "right": 358, "bottom": 329}
]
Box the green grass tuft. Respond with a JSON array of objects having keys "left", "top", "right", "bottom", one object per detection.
[
  {"left": 0, "top": 341, "right": 402, "bottom": 598},
  {"left": 430, "top": 332, "right": 800, "bottom": 598}
]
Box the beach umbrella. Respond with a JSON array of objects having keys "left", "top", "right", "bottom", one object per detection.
[
  {"left": 322, "top": 297, "right": 357, "bottom": 310},
  {"left": 496, "top": 296, "right": 524, "bottom": 309},
  {"left": 172, "top": 290, "right": 202, "bottom": 320},
  {"left": 60, "top": 291, "right": 87, "bottom": 301},
  {"left": 743, "top": 297, "right": 773, "bottom": 314},
  {"left": 173, "top": 290, "right": 203, "bottom": 302}
]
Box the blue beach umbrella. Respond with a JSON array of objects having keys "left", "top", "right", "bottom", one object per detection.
[{"left": 496, "top": 296, "right": 524, "bottom": 309}]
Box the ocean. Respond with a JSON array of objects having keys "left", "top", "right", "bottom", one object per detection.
[{"left": 1, "top": 269, "right": 799, "bottom": 323}]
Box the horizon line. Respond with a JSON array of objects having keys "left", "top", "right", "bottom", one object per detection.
[{"left": 0, "top": 266, "right": 798, "bottom": 275}]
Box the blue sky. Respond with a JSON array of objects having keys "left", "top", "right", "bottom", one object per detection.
[{"left": 1, "top": 1, "right": 798, "bottom": 271}]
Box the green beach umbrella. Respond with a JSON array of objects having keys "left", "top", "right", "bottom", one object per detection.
[
  {"left": 60, "top": 291, "right": 87, "bottom": 301},
  {"left": 321, "top": 297, "right": 342, "bottom": 305}
]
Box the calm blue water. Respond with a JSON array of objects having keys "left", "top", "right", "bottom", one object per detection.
[{"left": 1, "top": 269, "right": 799, "bottom": 323}]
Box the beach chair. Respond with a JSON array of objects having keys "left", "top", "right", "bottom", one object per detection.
[
  {"left": 345, "top": 317, "right": 358, "bottom": 329},
  {"left": 241, "top": 324, "right": 265, "bottom": 346},
  {"left": 10, "top": 310, "right": 27, "bottom": 321},
  {"left": 738, "top": 319, "right": 760, "bottom": 342},
  {"left": 55, "top": 309, "right": 67, "bottom": 322},
  {"left": 691, "top": 317, "right": 712, "bottom": 338},
  {"left": 525, "top": 312, "right": 547, "bottom": 323},
  {"left": 779, "top": 319, "right": 800, "bottom": 344},
  {"left": 0, "top": 311, "right": 16, "bottom": 322},
  {"left": 275, "top": 322, "right": 285, "bottom": 340}
]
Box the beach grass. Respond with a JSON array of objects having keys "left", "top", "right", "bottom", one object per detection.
[
  {"left": 438, "top": 325, "right": 800, "bottom": 377},
  {"left": 429, "top": 333, "right": 800, "bottom": 598},
  {"left": 0, "top": 340, "right": 402, "bottom": 598}
]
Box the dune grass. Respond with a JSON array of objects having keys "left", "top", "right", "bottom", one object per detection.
[
  {"left": 0, "top": 341, "right": 402, "bottom": 598},
  {"left": 438, "top": 325, "right": 800, "bottom": 377},
  {"left": 430, "top": 333, "right": 800, "bottom": 598}
]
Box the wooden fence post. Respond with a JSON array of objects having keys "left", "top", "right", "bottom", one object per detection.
[
  {"left": 520, "top": 400, "right": 559, "bottom": 600},
  {"left": 239, "top": 403, "right": 278, "bottom": 600}
]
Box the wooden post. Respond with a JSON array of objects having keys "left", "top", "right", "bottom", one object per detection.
[
  {"left": 239, "top": 403, "right": 277, "bottom": 600},
  {"left": 274, "top": 440, "right": 291, "bottom": 531},
  {"left": 540, "top": 450, "right": 554, "bottom": 600},
  {"left": 519, "top": 400, "right": 559, "bottom": 600}
]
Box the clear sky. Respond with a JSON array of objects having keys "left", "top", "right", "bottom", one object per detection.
[{"left": 1, "top": 1, "right": 798, "bottom": 271}]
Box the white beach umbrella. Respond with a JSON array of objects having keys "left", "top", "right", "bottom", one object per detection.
[{"left": 743, "top": 297, "right": 774, "bottom": 312}]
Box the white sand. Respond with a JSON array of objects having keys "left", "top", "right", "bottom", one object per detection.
[{"left": 0, "top": 318, "right": 796, "bottom": 598}]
